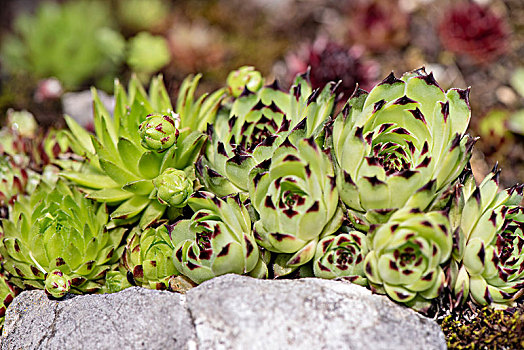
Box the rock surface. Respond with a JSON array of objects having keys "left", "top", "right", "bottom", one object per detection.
[{"left": 2, "top": 275, "right": 447, "bottom": 350}]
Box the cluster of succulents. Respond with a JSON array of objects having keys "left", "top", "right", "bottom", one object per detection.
[{"left": 0, "top": 66, "right": 523, "bottom": 333}]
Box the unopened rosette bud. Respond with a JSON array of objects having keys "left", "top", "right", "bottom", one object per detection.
[
  {"left": 44, "top": 270, "right": 72, "bottom": 298},
  {"left": 227, "top": 66, "right": 264, "bottom": 97},
  {"left": 153, "top": 168, "right": 193, "bottom": 207},
  {"left": 139, "top": 113, "right": 179, "bottom": 151}
]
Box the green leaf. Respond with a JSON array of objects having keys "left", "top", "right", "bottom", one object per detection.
[
  {"left": 92, "top": 87, "right": 117, "bottom": 145},
  {"left": 86, "top": 188, "right": 133, "bottom": 203},
  {"left": 64, "top": 115, "right": 95, "bottom": 154},
  {"left": 117, "top": 137, "right": 143, "bottom": 175},
  {"left": 110, "top": 196, "right": 150, "bottom": 220},
  {"left": 149, "top": 74, "right": 172, "bottom": 113},
  {"left": 99, "top": 159, "right": 139, "bottom": 185},
  {"left": 113, "top": 79, "right": 128, "bottom": 135},
  {"left": 122, "top": 179, "right": 154, "bottom": 195},
  {"left": 60, "top": 172, "right": 118, "bottom": 189},
  {"left": 172, "top": 132, "right": 206, "bottom": 169},
  {"left": 138, "top": 200, "right": 167, "bottom": 229},
  {"left": 138, "top": 151, "right": 163, "bottom": 179}
]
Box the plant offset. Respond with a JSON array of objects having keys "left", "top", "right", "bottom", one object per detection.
[{"left": 0, "top": 67, "right": 523, "bottom": 328}]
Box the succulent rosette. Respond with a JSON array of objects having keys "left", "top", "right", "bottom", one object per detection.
[
  {"left": 346, "top": 0, "right": 410, "bottom": 53},
  {"left": 0, "top": 109, "right": 69, "bottom": 173},
  {"left": 313, "top": 226, "right": 369, "bottom": 285},
  {"left": 122, "top": 225, "right": 178, "bottom": 290},
  {"left": 286, "top": 38, "right": 379, "bottom": 99},
  {"left": 198, "top": 71, "right": 337, "bottom": 196},
  {"left": 171, "top": 192, "right": 265, "bottom": 284},
  {"left": 0, "top": 181, "right": 126, "bottom": 295},
  {"left": 438, "top": 2, "right": 509, "bottom": 64},
  {"left": 101, "top": 269, "right": 132, "bottom": 294},
  {"left": 227, "top": 66, "right": 264, "bottom": 98},
  {"left": 249, "top": 138, "right": 343, "bottom": 269},
  {"left": 61, "top": 74, "right": 224, "bottom": 229},
  {"left": 0, "top": 155, "right": 40, "bottom": 210},
  {"left": 363, "top": 209, "right": 452, "bottom": 308},
  {"left": 451, "top": 168, "right": 524, "bottom": 306},
  {"left": 331, "top": 68, "right": 474, "bottom": 225}
]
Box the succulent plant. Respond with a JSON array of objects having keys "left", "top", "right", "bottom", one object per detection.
[
  {"left": 127, "top": 32, "right": 171, "bottom": 81},
  {"left": 331, "top": 68, "right": 474, "bottom": 225},
  {"left": 101, "top": 269, "right": 132, "bottom": 294},
  {"left": 227, "top": 66, "right": 264, "bottom": 98},
  {"left": 451, "top": 168, "right": 524, "bottom": 306},
  {"left": 438, "top": 2, "right": 509, "bottom": 65},
  {"left": 122, "top": 225, "right": 178, "bottom": 290},
  {"left": 249, "top": 138, "right": 343, "bottom": 270},
  {"left": 286, "top": 38, "right": 379, "bottom": 99},
  {"left": 313, "top": 226, "right": 369, "bottom": 285},
  {"left": 0, "top": 0, "right": 125, "bottom": 90},
  {"left": 0, "top": 109, "right": 70, "bottom": 174},
  {"left": 0, "top": 180, "right": 126, "bottom": 295},
  {"left": 116, "top": 0, "right": 171, "bottom": 32},
  {"left": 346, "top": 0, "right": 410, "bottom": 52},
  {"left": 0, "top": 155, "right": 40, "bottom": 212},
  {"left": 61, "top": 74, "right": 223, "bottom": 229},
  {"left": 197, "top": 72, "right": 337, "bottom": 195},
  {"left": 364, "top": 209, "right": 452, "bottom": 309},
  {"left": 171, "top": 192, "right": 265, "bottom": 284}
]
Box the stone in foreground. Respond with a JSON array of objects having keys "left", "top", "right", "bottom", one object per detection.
[
  {"left": 2, "top": 275, "right": 446, "bottom": 350},
  {"left": 1, "top": 287, "right": 195, "bottom": 350}
]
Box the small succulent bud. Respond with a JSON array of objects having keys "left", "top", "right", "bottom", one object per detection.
[
  {"left": 153, "top": 168, "right": 193, "bottom": 207},
  {"left": 139, "top": 113, "right": 179, "bottom": 151},
  {"left": 227, "top": 66, "right": 264, "bottom": 97},
  {"left": 44, "top": 269, "right": 72, "bottom": 298}
]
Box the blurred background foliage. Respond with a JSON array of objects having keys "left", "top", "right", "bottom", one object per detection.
[{"left": 0, "top": 0, "right": 523, "bottom": 186}]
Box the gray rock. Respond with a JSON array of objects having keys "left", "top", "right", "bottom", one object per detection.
[
  {"left": 61, "top": 90, "right": 114, "bottom": 129},
  {"left": 188, "top": 275, "right": 446, "bottom": 350},
  {"left": 2, "top": 275, "right": 446, "bottom": 350},
  {"left": 2, "top": 287, "right": 196, "bottom": 350}
]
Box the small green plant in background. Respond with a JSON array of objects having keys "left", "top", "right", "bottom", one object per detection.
[
  {"left": 0, "top": 1, "right": 125, "bottom": 91},
  {"left": 507, "top": 67, "right": 524, "bottom": 135},
  {"left": 126, "top": 32, "right": 171, "bottom": 83}
]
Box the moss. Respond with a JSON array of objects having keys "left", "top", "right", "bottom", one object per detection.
[{"left": 441, "top": 305, "right": 524, "bottom": 350}]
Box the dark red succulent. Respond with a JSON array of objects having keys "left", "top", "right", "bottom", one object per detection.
[
  {"left": 286, "top": 38, "right": 379, "bottom": 100},
  {"left": 438, "top": 2, "right": 510, "bottom": 64},
  {"left": 346, "top": 0, "right": 410, "bottom": 52}
]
